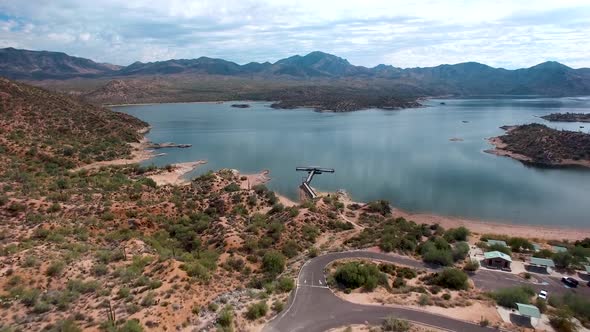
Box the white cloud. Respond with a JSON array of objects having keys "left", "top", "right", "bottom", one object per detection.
[{"left": 0, "top": 0, "right": 588, "bottom": 68}]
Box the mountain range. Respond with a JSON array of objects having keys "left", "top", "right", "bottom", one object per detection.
[{"left": 2, "top": 47, "right": 590, "bottom": 109}]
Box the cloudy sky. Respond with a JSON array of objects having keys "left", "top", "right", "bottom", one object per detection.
[{"left": 1, "top": 0, "right": 589, "bottom": 68}]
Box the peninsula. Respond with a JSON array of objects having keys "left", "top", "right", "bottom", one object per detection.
[{"left": 486, "top": 124, "right": 590, "bottom": 168}]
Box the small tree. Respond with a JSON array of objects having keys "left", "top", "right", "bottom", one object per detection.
[
  {"left": 434, "top": 268, "right": 469, "bottom": 290},
  {"left": 444, "top": 227, "right": 470, "bottom": 242},
  {"left": 549, "top": 309, "right": 578, "bottom": 332},
  {"left": 382, "top": 315, "right": 410, "bottom": 331},
  {"left": 262, "top": 250, "right": 286, "bottom": 276},
  {"left": 245, "top": 301, "right": 268, "bottom": 320},
  {"left": 553, "top": 252, "right": 573, "bottom": 269},
  {"left": 464, "top": 259, "right": 480, "bottom": 272}
]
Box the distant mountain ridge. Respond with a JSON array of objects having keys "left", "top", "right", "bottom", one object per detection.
[
  {"left": 2, "top": 47, "right": 590, "bottom": 97},
  {"left": 0, "top": 47, "right": 120, "bottom": 79}
]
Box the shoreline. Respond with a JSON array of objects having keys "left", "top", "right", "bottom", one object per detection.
[
  {"left": 106, "top": 126, "right": 590, "bottom": 241},
  {"left": 394, "top": 207, "right": 590, "bottom": 241},
  {"left": 335, "top": 190, "right": 590, "bottom": 241},
  {"left": 485, "top": 135, "right": 590, "bottom": 169},
  {"left": 148, "top": 160, "right": 207, "bottom": 186},
  {"left": 106, "top": 100, "right": 264, "bottom": 108}
]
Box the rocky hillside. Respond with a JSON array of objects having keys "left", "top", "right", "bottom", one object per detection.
[
  {"left": 494, "top": 124, "right": 590, "bottom": 167},
  {"left": 0, "top": 78, "right": 147, "bottom": 167},
  {"left": 0, "top": 47, "right": 120, "bottom": 79}
]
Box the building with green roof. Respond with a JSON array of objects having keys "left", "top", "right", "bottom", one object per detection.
[
  {"left": 529, "top": 257, "right": 555, "bottom": 273},
  {"left": 483, "top": 251, "right": 512, "bottom": 270},
  {"left": 516, "top": 303, "right": 541, "bottom": 319}
]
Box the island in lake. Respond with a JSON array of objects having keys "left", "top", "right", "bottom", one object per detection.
[
  {"left": 230, "top": 103, "right": 251, "bottom": 108},
  {"left": 486, "top": 123, "right": 590, "bottom": 168},
  {"left": 541, "top": 112, "right": 590, "bottom": 123}
]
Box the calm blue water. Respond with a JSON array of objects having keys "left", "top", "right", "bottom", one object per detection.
[{"left": 113, "top": 98, "right": 590, "bottom": 227}]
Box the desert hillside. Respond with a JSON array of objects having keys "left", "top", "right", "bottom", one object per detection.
[{"left": 0, "top": 78, "right": 147, "bottom": 168}]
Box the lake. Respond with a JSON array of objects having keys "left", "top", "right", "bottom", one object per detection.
[{"left": 114, "top": 98, "right": 590, "bottom": 227}]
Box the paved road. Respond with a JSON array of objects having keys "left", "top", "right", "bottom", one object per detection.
[{"left": 264, "top": 250, "right": 589, "bottom": 332}]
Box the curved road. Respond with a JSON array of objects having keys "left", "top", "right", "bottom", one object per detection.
[{"left": 264, "top": 250, "right": 588, "bottom": 332}]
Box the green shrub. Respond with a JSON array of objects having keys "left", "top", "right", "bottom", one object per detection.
[
  {"left": 117, "top": 319, "right": 144, "bottom": 332},
  {"left": 550, "top": 293, "right": 590, "bottom": 326},
  {"left": 33, "top": 301, "right": 51, "bottom": 313},
  {"left": 67, "top": 279, "right": 100, "bottom": 294},
  {"left": 434, "top": 268, "right": 469, "bottom": 290},
  {"left": 181, "top": 261, "right": 210, "bottom": 281},
  {"left": 392, "top": 276, "right": 405, "bottom": 288},
  {"left": 92, "top": 263, "right": 108, "bottom": 276},
  {"left": 491, "top": 286, "right": 535, "bottom": 308},
  {"left": 46, "top": 260, "right": 66, "bottom": 277},
  {"left": 444, "top": 227, "right": 470, "bottom": 242},
  {"left": 549, "top": 309, "right": 578, "bottom": 332},
  {"left": 382, "top": 316, "right": 410, "bottom": 331},
  {"left": 333, "top": 261, "right": 384, "bottom": 291},
  {"left": 277, "top": 277, "right": 295, "bottom": 293},
  {"left": 367, "top": 200, "right": 391, "bottom": 215},
  {"left": 224, "top": 183, "right": 241, "bottom": 192},
  {"left": 507, "top": 237, "right": 534, "bottom": 252},
  {"left": 217, "top": 305, "right": 234, "bottom": 327},
  {"left": 308, "top": 247, "right": 319, "bottom": 258},
  {"left": 140, "top": 291, "right": 156, "bottom": 307},
  {"left": 281, "top": 240, "right": 300, "bottom": 258},
  {"left": 418, "top": 294, "right": 430, "bottom": 306},
  {"left": 272, "top": 300, "right": 284, "bottom": 312},
  {"left": 21, "top": 288, "right": 41, "bottom": 307},
  {"left": 534, "top": 249, "right": 554, "bottom": 258},
  {"left": 487, "top": 243, "right": 511, "bottom": 255},
  {"left": 422, "top": 248, "right": 453, "bottom": 266},
  {"left": 245, "top": 301, "right": 268, "bottom": 320},
  {"left": 553, "top": 252, "right": 573, "bottom": 268},
  {"left": 463, "top": 259, "right": 480, "bottom": 272},
  {"left": 536, "top": 297, "right": 547, "bottom": 313},
  {"left": 49, "top": 319, "right": 82, "bottom": 332},
  {"left": 452, "top": 242, "right": 470, "bottom": 262},
  {"left": 118, "top": 287, "right": 131, "bottom": 300},
  {"left": 262, "top": 250, "right": 285, "bottom": 276}
]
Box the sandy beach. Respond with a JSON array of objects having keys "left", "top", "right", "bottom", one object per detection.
[
  {"left": 238, "top": 169, "right": 297, "bottom": 207},
  {"left": 148, "top": 160, "right": 207, "bottom": 186},
  {"left": 395, "top": 208, "right": 590, "bottom": 241}
]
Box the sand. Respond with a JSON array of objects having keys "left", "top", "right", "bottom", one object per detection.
[
  {"left": 339, "top": 289, "right": 501, "bottom": 327},
  {"left": 240, "top": 169, "right": 271, "bottom": 190},
  {"left": 395, "top": 208, "right": 590, "bottom": 241},
  {"left": 239, "top": 169, "right": 298, "bottom": 207},
  {"left": 148, "top": 161, "right": 207, "bottom": 186}
]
